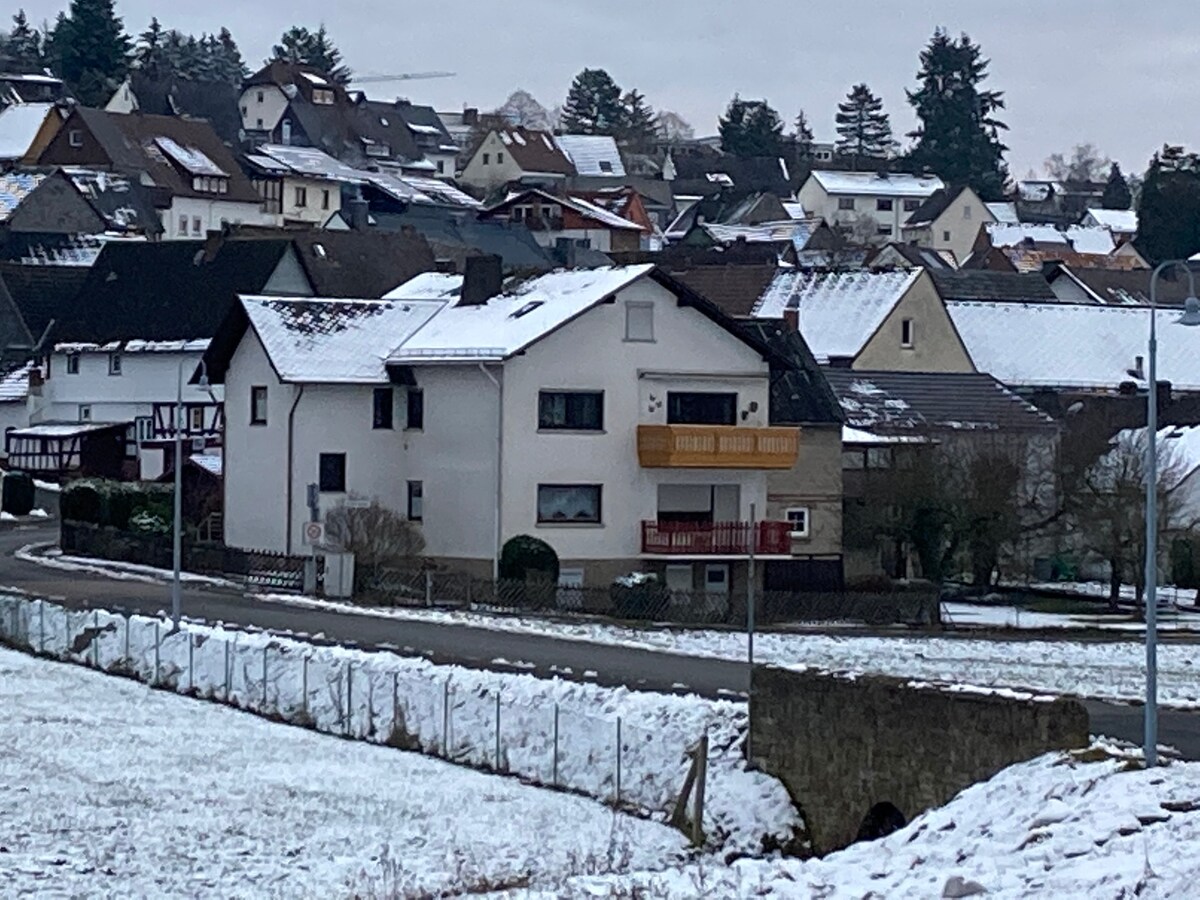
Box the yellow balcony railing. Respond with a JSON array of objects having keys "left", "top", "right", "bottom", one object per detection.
[{"left": 637, "top": 424, "right": 799, "bottom": 469}]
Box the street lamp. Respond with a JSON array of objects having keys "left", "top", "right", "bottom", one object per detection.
[
  {"left": 1144, "top": 264, "right": 1200, "bottom": 767},
  {"left": 171, "top": 356, "right": 211, "bottom": 631}
]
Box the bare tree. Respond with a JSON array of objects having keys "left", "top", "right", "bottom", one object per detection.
[
  {"left": 1044, "top": 143, "right": 1111, "bottom": 183},
  {"left": 324, "top": 501, "right": 425, "bottom": 588}
]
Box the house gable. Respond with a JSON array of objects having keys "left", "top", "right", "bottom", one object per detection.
[
  {"left": 5, "top": 170, "right": 107, "bottom": 234},
  {"left": 263, "top": 246, "right": 316, "bottom": 296},
  {"left": 853, "top": 270, "right": 975, "bottom": 373}
]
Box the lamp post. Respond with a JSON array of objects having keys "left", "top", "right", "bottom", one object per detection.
[
  {"left": 1144, "top": 262, "right": 1200, "bottom": 767},
  {"left": 172, "top": 356, "right": 211, "bottom": 631}
]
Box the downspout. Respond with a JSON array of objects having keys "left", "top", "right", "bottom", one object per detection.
[
  {"left": 478, "top": 363, "right": 502, "bottom": 579},
  {"left": 284, "top": 385, "right": 305, "bottom": 555}
]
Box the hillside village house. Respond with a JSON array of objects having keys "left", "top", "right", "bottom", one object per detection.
[
  {"left": 796, "top": 171, "right": 944, "bottom": 243},
  {"left": 458, "top": 126, "right": 576, "bottom": 193},
  {"left": 207, "top": 259, "right": 848, "bottom": 596},
  {"left": 900, "top": 185, "right": 996, "bottom": 265},
  {"left": 479, "top": 187, "right": 647, "bottom": 253}
]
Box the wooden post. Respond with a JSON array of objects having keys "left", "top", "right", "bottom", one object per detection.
[
  {"left": 670, "top": 751, "right": 699, "bottom": 831},
  {"left": 123, "top": 615, "right": 130, "bottom": 665},
  {"left": 38, "top": 600, "right": 44, "bottom": 654},
  {"left": 425, "top": 570, "right": 434, "bottom": 607},
  {"left": 692, "top": 732, "right": 708, "bottom": 847},
  {"left": 224, "top": 640, "right": 231, "bottom": 700},
  {"left": 345, "top": 664, "right": 354, "bottom": 736},
  {"left": 392, "top": 671, "right": 399, "bottom": 735},
  {"left": 91, "top": 610, "right": 99, "bottom": 667}
]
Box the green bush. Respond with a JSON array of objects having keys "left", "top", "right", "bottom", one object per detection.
[
  {"left": 1, "top": 471, "right": 34, "bottom": 516},
  {"left": 498, "top": 535, "right": 559, "bottom": 583},
  {"left": 61, "top": 482, "right": 104, "bottom": 524},
  {"left": 61, "top": 480, "right": 173, "bottom": 528},
  {"left": 610, "top": 572, "right": 671, "bottom": 620}
]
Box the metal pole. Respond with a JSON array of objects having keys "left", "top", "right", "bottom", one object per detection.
[
  {"left": 171, "top": 358, "right": 184, "bottom": 630},
  {"left": 747, "top": 502, "right": 756, "bottom": 762},
  {"left": 442, "top": 678, "right": 451, "bottom": 756},
  {"left": 615, "top": 717, "right": 622, "bottom": 805},
  {"left": 552, "top": 703, "right": 559, "bottom": 786},
  {"left": 262, "top": 646, "right": 269, "bottom": 707},
  {"left": 302, "top": 655, "right": 309, "bottom": 716},
  {"left": 494, "top": 693, "right": 502, "bottom": 771}
]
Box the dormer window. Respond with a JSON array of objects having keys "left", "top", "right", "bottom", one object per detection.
[
  {"left": 599, "top": 160, "right": 613, "bottom": 174},
  {"left": 313, "top": 88, "right": 335, "bottom": 105}
]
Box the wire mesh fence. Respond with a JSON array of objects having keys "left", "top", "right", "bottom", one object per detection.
[{"left": 0, "top": 594, "right": 705, "bottom": 820}]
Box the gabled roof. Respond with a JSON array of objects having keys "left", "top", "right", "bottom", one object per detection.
[
  {"left": 0, "top": 361, "right": 35, "bottom": 401},
  {"left": 483, "top": 187, "right": 642, "bottom": 231},
  {"left": 903, "top": 187, "right": 957, "bottom": 226},
  {"left": 391, "top": 101, "right": 456, "bottom": 152},
  {"left": 751, "top": 269, "right": 921, "bottom": 363},
  {"left": 51, "top": 239, "right": 302, "bottom": 345},
  {"left": 247, "top": 143, "right": 367, "bottom": 183},
  {"left": 669, "top": 263, "right": 780, "bottom": 318},
  {"left": 808, "top": 170, "right": 944, "bottom": 197},
  {"left": 0, "top": 171, "right": 45, "bottom": 220},
  {"left": 866, "top": 243, "right": 955, "bottom": 271},
  {"left": 0, "top": 262, "right": 89, "bottom": 341},
  {"left": 740, "top": 320, "right": 843, "bottom": 425},
  {"left": 698, "top": 219, "right": 820, "bottom": 251},
  {"left": 985, "top": 202, "right": 1020, "bottom": 224},
  {"left": 287, "top": 229, "right": 436, "bottom": 298},
  {"left": 1084, "top": 208, "right": 1138, "bottom": 234},
  {"left": 553, "top": 134, "right": 625, "bottom": 177},
  {"left": 490, "top": 127, "right": 575, "bottom": 176},
  {"left": 984, "top": 222, "right": 1070, "bottom": 248},
  {"left": 1062, "top": 267, "right": 1195, "bottom": 307},
  {"left": 240, "top": 295, "right": 444, "bottom": 382},
  {"left": 126, "top": 72, "right": 243, "bottom": 145},
  {"left": 64, "top": 168, "right": 161, "bottom": 235},
  {"left": 0, "top": 274, "right": 33, "bottom": 357},
  {"left": 823, "top": 368, "right": 1056, "bottom": 435},
  {"left": 946, "top": 301, "right": 1200, "bottom": 392},
  {"left": 360, "top": 208, "right": 553, "bottom": 273},
  {"left": 931, "top": 270, "right": 1057, "bottom": 303},
  {"left": 0, "top": 102, "right": 52, "bottom": 160}
]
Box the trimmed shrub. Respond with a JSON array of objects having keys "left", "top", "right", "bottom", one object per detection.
[
  {"left": 1, "top": 471, "right": 34, "bottom": 516},
  {"left": 61, "top": 480, "right": 173, "bottom": 528},
  {"left": 498, "top": 535, "right": 559, "bottom": 583},
  {"left": 61, "top": 481, "right": 104, "bottom": 524},
  {"left": 610, "top": 571, "right": 671, "bottom": 620}
]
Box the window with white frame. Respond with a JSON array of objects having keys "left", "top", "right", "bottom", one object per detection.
[
  {"left": 537, "top": 484, "right": 602, "bottom": 524},
  {"left": 78, "top": 404, "right": 92, "bottom": 422},
  {"left": 188, "top": 407, "right": 205, "bottom": 433},
  {"left": 786, "top": 507, "right": 810, "bottom": 538},
  {"left": 295, "top": 186, "right": 307, "bottom": 207},
  {"left": 108, "top": 352, "right": 122, "bottom": 376},
  {"left": 68, "top": 129, "right": 83, "bottom": 147},
  {"left": 66, "top": 353, "right": 80, "bottom": 374},
  {"left": 624, "top": 302, "right": 654, "bottom": 342},
  {"left": 837, "top": 197, "right": 855, "bottom": 211}
]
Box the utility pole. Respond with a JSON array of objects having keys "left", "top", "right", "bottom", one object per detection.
[{"left": 746, "top": 502, "right": 756, "bottom": 763}]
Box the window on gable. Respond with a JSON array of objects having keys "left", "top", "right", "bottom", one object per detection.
[
  {"left": 318, "top": 452, "right": 346, "bottom": 492},
  {"left": 537, "top": 484, "right": 602, "bottom": 524},
  {"left": 901, "top": 318, "right": 915, "bottom": 349},
  {"left": 876, "top": 198, "right": 893, "bottom": 211},
  {"left": 624, "top": 302, "right": 654, "bottom": 342},
  {"left": 436, "top": 160, "right": 445, "bottom": 174},
  {"left": 108, "top": 352, "right": 122, "bottom": 376},
  {"left": 786, "top": 507, "right": 810, "bottom": 538},
  {"left": 295, "top": 186, "right": 308, "bottom": 207},
  {"left": 373, "top": 387, "right": 394, "bottom": 430},
  {"left": 963, "top": 205, "right": 972, "bottom": 219},
  {"left": 837, "top": 197, "right": 855, "bottom": 211},
  {"left": 497, "top": 152, "right": 504, "bottom": 164},
  {"left": 68, "top": 129, "right": 83, "bottom": 148},
  {"left": 942, "top": 230, "right": 951, "bottom": 242},
  {"left": 256, "top": 90, "right": 264, "bottom": 103},
  {"left": 407, "top": 480, "right": 423, "bottom": 522},
  {"left": 482, "top": 152, "right": 490, "bottom": 165},
  {"left": 406, "top": 388, "right": 424, "bottom": 430},
  {"left": 321, "top": 189, "right": 331, "bottom": 210},
  {"left": 538, "top": 391, "right": 603, "bottom": 431},
  {"left": 250, "top": 385, "right": 268, "bottom": 425},
  {"left": 66, "top": 353, "right": 80, "bottom": 375}
]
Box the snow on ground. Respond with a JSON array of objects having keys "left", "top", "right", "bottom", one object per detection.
[
  {"left": 0, "top": 594, "right": 799, "bottom": 857},
  {"left": 0, "top": 646, "right": 690, "bottom": 897},
  {"left": 943, "top": 601, "right": 1200, "bottom": 632},
  {"left": 543, "top": 745, "right": 1200, "bottom": 899},
  {"left": 16, "top": 542, "right": 236, "bottom": 588}
]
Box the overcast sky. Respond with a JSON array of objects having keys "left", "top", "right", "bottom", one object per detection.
[{"left": 96, "top": 1, "right": 1199, "bottom": 177}]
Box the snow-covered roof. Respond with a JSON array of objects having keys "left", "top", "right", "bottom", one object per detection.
[
  {"left": 153, "top": 137, "right": 228, "bottom": 178},
  {"left": 947, "top": 301, "right": 1200, "bottom": 391},
  {"left": 490, "top": 187, "right": 641, "bottom": 231},
  {"left": 54, "top": 340, "right": 209, "bottom": 354},
  {"left": 241, "top": 296, "right": 443, "bottom": 383},
  {"left": 553, "top": 134, "right": 626, "bottom": 178},
  {"left": 0, "top": 101, "right": 52, "bottom": 160},
  {"left": 842, "top": 426, "right": 927, "bottom": 445},
  {"left": 751, "top": 269, "right": 920, "bottom": 363},
  {"left": 1017, "top": 180, "right": 1064, "bottom": 202},
  {"left": 1084, "top": 208, "right": 1138, "bottom": 234},
  {"left": 1064, "top": 225, "right": 1116, "bottom": 255},
  {"left": 0, "top": 362, "right": 33, "bottom": 402},
  {"left": 11, "top": 422, "right": 117, "bottom": 438},
  {"left": 189, "top": 453, "right": 223, "bottom": 477},
  {"left": 387, "top": 265, "right": 656, "bottom": 362},
  {"left": 809, "top": 171, "right": 944, "bottom": 198},
  {"left": 701, "top": 220, "right": 817, "bottom": 250},
  {"left": 985, "top": 202, "right": 1020, "bottom": 225},
  {"left": 985, "top": 223, "right": 1070, "bottom": 248},
  {"left": 253, "top": 144, "right": 366, "bottom": 183},
  {"left": 781, "top": 201, "right": 806, "bottom": 220},
  {"left": 366, "top": 171, "right": 482, "bottom": 209},
  {"left": 0, "top": 170, "right": 44, "bottom": 220}
]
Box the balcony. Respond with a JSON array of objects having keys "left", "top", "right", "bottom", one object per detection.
[
  {"left": 637, "top": 424, "right": 799, "bottom": 469},
  {"left": 641, "top": 520, "right": 793, "bottom": 556}
]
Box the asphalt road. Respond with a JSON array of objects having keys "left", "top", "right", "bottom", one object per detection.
[{"left": 3, "top": 523, "right": 1200, "bottom": 759}]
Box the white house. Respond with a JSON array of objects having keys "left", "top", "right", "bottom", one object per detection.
[
  {"left": 900, "top": 185, "right": 996, "bottom": 265},
  {"left": 796, "top": 170, "right": 944, "bottom": 243},
  {"left": 209, "top": 260, "right": 803, "bottom": 594},
  {"left": 458, "top": 127, "right": 576, "bottom": 193}
]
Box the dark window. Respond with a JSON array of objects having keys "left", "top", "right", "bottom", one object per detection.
[
  {"left": 538, "top": 391, "right": 603, "bottom": 430},
  {"left": 66, "top": 353, "right": 80, "bottom": 375},
  {"left": 322, "top": 189, "right": 331, "bottom": 210},
  {"left": 497, "top": 152, "right": 504, "bottom": 164},
  {"left": 537, "top": 485, "right": 601, "bottom": 524},
  {"left": 877, "top": 198, "right": 894, "bottom": 211},
  {"left": 68, "top": 129, "right": 82, "bottom": 147},
  {"left": 294, "top": 186, "right": 307, "bottom": 207},
  {"left": 406, "top": 388, "right": 424, "bottom": 430},
  {"left": 407, "top": 480, "right": 423, "bottom": 521},
  {"left": 838, "top": 197, "right": 855, "bottom": 211},
  {"left": 598, "top": 160, "right": 613, "bottom": 173},
  {"left": 901, "top": 318, "right": 915, "bottom": 348},
  {"left": 373, "top": 387, "right": 394, "bottom": 429},
  {"left": 482, "top": 152, "right": 490, "bottom": 165},
  {"left": 319, "top": 453, "right": 346, "bottom": 492},
  {"left": 250, "top": 386, "right": 268, "bottom": 425},
  {"left": 108, "top": 352, "right": 122, "bottom": 376},
  {"left": 903, "top": 199, "right": 921, "bottom": 212},
  {"left": 667, "top": 392, "right": 737, "bottom": 426}
]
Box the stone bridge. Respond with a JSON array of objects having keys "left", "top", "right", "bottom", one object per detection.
[{"left": 750, "top": 666, "right": 1090, "bottom": 854}]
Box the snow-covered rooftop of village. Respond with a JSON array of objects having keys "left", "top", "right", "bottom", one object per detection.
[
  {"left": 752, "top": 269, "right": 920, "bottom": 363},
  {"left": 54, "top": 339, "right": 210, "bottom": 354},
  {"left": 1086, "top": 207, "right": 1139, "bottom": 233},
  {"left": 240, "top": 296, "right": 443, "bottom": 382},
  {"left": 0, "top": 170, "right": 44, "bottom": 220},
  {"left": 1065, "top": 224, "right": 1117, "bottom": 255},
  {"left": 387, "top": 265, "right": 656, "bottom": 361},
  {"left": 252, "top": 144, "right": 367, "bottom": 183},
  {"left": 810, "top": 170, "right": 944, "bottom": 197},
  {"left": 554, "top": 134, "right": 626, "bottom": 177},
  {"left": 189, "top": 452, "right": 223, "bottom": 477},
  {"left": 0, "top": 362, "right": 33, "bottom": 403},
  {"left": 986, "top": 222, "right": 1070, "bottom": 247},
  {"left": 701, "top": 219, "right": 817, "bottom": 250},
  {"left": 0, "top": 102, "right": 51, "bottom": 160},
  {"left": 948, "top": 300, "right": 1200, "bottom": 391},
  {"left": 985, "top": 201, "right": 1020, "bottom": 224}
]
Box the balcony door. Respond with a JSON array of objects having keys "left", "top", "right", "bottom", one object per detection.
[
  {"left": 656, "top": 483, "right": 740, "bottom": 524},
  {"left": 666, "top": 392, "right": 736, "bottom": 426}
]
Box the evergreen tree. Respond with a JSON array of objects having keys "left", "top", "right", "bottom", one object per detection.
[
  {"left": 133, "top": 17, "right": 166, "bottom": 79},
  {"left": 272, "top": 24, "right": 351, "bottom": 84},
  {"left": 618, "top": 88, "right": 656, "bottom": 152},
  {"left": 1136, "top": 146, "right": 1200, "bottom": 262},
  {"left": 906, "top": 29, "right": 1009, "bottom": 201},
  {"left": 560, "top": 68, "right": 624, "bottom": 135},
  {"left": 793, "top": 109, "right": 814, "bottom": 158},
  {"left": 718, "top": 95, "right": 783, "bottom": 158},
  {"left": 49, "top": 0, "right": 131, "bottom": 107},
  {"left": 834, "top": 84, "right": 893, "bottom": 166},
  {"left": 7, "top": 11, "right": 44, "bottom": 70},
  {"left": 1101, "top": 162, "right": 1133, "bottom": 210}
]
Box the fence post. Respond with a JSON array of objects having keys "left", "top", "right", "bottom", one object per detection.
[
  {"left": 38, "top": 600, "right": 44, "bottom": 654},
  {"left": 262, "top": 645, "right": 269, "bottom": 707},
  {"left": 123, "top": 614, "right": 130, "bottom": 666},
  {"left": 615, "top": 717, "right": 622, "bottom": 806},
  {"left": 302, "top": 655, "right": 309, "bottom": 717},
  {"left": 552, "top": 703, "right": 559, "bottom": 787},
  {"left": 466, "top": 574, "right": 472, "bottom": 607},
  {"left": 153, "top": 621, "right": 160, "bottom": 685},
  {"left": 495, "top": 692, "right": 502, "bottom": 771},
  {"left": 224, "top": 640, "right": 231, "bottom": 700},
  {"left": 91, "top": 610, "right": 99, "bottom": 667},
  {"left": 392, "top": 671, "right": 399, "bottom": 736},
  {"left": 442, "top": 678, "right": 451, "bottom": 757},
  {"left": 425, "top": 571, "right": 433, "bottom": 607},
  {"left": 692, "top": 732, "right": 708, "bottom": 847},
  {"left": 188, "top": 632, "right": 194, "bottom": 693},
  {"left": 345, "top": 664, "right": 353, "bottom": 737}
]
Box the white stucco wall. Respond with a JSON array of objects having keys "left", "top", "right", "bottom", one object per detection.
[
  {"left": 165, "top": 197, "right": 277, "bottom": 239},
  {"left": 797, "top": 178, "right": 930, "bottom": 244},
  {"left": 240, "top": 84, "right": 289, "bottom": 133},
  {"left": 281, "top": 176, "right": 341, "bottom": 224},
  {"left": 459, "top": 131, "right": 528, "bottom": 192}
]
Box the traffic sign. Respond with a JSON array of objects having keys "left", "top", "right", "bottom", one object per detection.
[{"left": 303, "top": 521, "right": 325, "bottom": 546}]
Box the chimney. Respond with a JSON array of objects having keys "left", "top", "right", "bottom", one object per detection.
[
  {"left": 463, "top": 107, "right": 479, "bottom": 127},
  {"left": 434, "top": 257, "right": 457, "bottom": 274},
  {"left": 347, "top": 197, "right": 370, "bottom": 231},
  {"left": 459, "top": 254, "right": 503, "bottom": 306},
  {"left": 782, "top": 307, "right": 799, "bottom": 332}
]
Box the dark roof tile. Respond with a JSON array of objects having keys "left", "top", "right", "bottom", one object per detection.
[{"left": 930, "top": 269, "right": 1057, "bottom": 302}]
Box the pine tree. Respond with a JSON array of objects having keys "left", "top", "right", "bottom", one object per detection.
[
  {"left": 835, "top": 84, "right": 892, "bottom": 166},
  {"left": 793, "top": 110, "right": 815, "bottom": 158},
  {"left": 718, "top": 95, "right": 783, "bottom": 158},
  {"left": 1102, "top": 162, "right": 1133, "bottom": 210},
  {"left": 1136, "top": 146, "right": 1200, "bottom": 262},
  {"left": 7, "top": 11, "right": 44, "bottom": 70},
  {"left": 133, "top": 17, "right": 166, "bottom": 79},
  {"left": 50, "top": 0, "right": 131, "bottom": 106},
  {"left": 560, "top": 68, "right": 624, "bottom": 135},
  {"left": 272, "top": 24, "right": 351, "bottom": 84},
  {"left": 618, "top": 88, "right": 656, "bottom": 152},
  {"left": 907, "top": 29, "right": 1009, "bottom": 201}
]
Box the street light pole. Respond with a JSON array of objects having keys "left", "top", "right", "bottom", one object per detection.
[
  {"left": 171, "top": 357, "right": 184, "bottom": 630},
  {"left": 1144, "top": 261, "right": 1200, "bottom": 767}
]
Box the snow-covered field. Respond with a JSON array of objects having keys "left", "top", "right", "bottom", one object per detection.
[
  {"left": 0, "top": 594, "right": 799, "bottom": 857},
  {"left": 0, "top": 646, "right": 690, "bottom": 897},
  {"left": 546, "top": 744, "right": 1200, "bottom": 899}
]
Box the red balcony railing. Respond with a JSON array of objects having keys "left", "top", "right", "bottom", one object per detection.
[{"left": 641, "top": 520, "right": 792, "bottom": 555}]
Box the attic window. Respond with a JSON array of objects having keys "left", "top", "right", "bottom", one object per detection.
[
  {"left": 313, "top": 88, "right": 335, "bottom": 105},
  {"left": 598, "top": 160, "right": 613, "bottom": 174},
  {"left": 313, "top": 243, "right": 327, "bottom": 258},
  {"left": 68, "top": 129, "right": 82, "bottom": 147},
  {"left": 510, "top": 300, "right": 544, "bottom": 319},
  {"left": 900, "top": 318, "right": 915, "bottom": 349}
]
